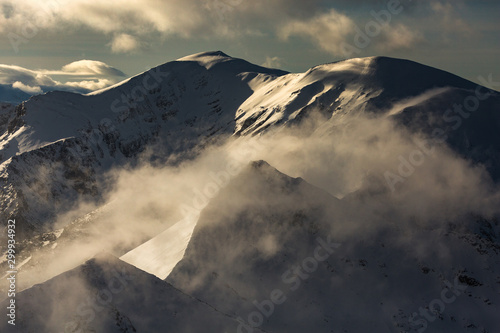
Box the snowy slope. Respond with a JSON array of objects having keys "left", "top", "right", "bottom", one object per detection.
[
  {"left": 120, "top": 214, "right": 199, "bottom": 279},
  {"left": 0, "top": 51, "right": 288, "bottom": 235},
  {"left": 233, "top": 56, "right": 482, "bottom": 135}
]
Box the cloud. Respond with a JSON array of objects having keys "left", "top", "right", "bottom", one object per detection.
[
  {"left": 376, "top": 23, "right": 423, "bottom": 51},
  {"left": 252, "top": 113, "right": 500, "bottom": 223},
  {"left": 0, "top": 64, "right": 57, "bottom": 87},
  {"left": 278, "top": 9, "right": 421, "bottom": 56},
  {"left": 109, "top": 33, "right": 140, "bottom": 53},
  {"left": 60, "top": 60, "right": 126, "bottom": 77},
  {"left": 279, "top": 9, "right": 356, "bottom": 56},
  {"left": 0, "top": 0, "right": 486, "bottom": 58},
  {"left": 262, "top": 56, "right": 282, "bottom": 69},
  {"left": 0, "top": 60, "right": 125, "bottom": 97},
  {"left": 11, "top": 81, "right": 42, "bottom": 94},
  {"left": 0, "top": 0, "right": 422, "bottom": 53},
  {"left": 63, "top": 79, "right": 116, "bottom": 91},
  {"left": 15, "top": 104, "right": 500, "bottom": 294},
  {"left": 0, "top": 0, "right": 234, "bottom": 41},
  {"left": 430, "top": 1, "right": 473, "bottom": 40}
]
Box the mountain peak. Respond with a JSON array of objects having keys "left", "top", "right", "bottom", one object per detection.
[
  {"left": 176, "top": 50, "right": 288, "bottom": 75},
  {"left": 250, "top": 159, "right": 271, "bottom": 170},
  {"left": 175, "top": 50, "right": 241, "bottom": 71},
  {"left": 177, "top": 50, "right": 232, "bottom": 62}
]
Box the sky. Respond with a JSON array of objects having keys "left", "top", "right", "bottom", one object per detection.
[{"left": 0, "top": 0, "right": 499, "bottom": 97}]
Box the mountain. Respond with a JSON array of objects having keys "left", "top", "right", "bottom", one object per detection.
[
  {"left": 0, "top": 52, "right": 500, "bottom": 332},
  {"left": 120, "top": 214, "right": 200, "bottom": 280},
  {"left": 0, "top": 51, "right": 289, "bottom": 237},
  {"left": 164, "top": 160, "right": 500, "bottom": 332},
  {"left": 7, "top": 160, "right": 499, "bottom": 332},
  {"left": 1, "top": 51, "right": 499, "bottom": 240},
  {"left": 233, "top": 56, "right": 479, "bottom": 134},
  {"left": 0, "top": 253, "right": 244, "bottom": 332},
  {"left": 233, "top": 56, "right": 500, "bottom": 179}
]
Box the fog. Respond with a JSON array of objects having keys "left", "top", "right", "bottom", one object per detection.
[
  {"left": 19, "top": 108, "right": 500, "bottom": 281},
  {"left": 7, "top": 108, "right": 500, "bottom": 331}
]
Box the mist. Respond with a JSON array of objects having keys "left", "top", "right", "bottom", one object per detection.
[
  {"left": 4, "top": 103, "right": 499, "bottom": 331},
  {"left": 11, "top": 106, "right": 500, "bottom": 292}
]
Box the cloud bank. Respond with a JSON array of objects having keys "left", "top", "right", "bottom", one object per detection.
[
  {"left": 13, "top": 108, "right": 500, "bottom": 293},
  {"left": 0, "top": 60, "right": 125, "bottom": 96},
  {"left": 0, "top": 0, "right": 476, "bottom": 55}
]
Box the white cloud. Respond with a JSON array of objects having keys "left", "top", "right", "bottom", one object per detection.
[
  {"left": 279, "top": 9, "right": 356, "bottom": 56},
  {"left": 0, "top": 0, "right": 481, "bottom": 59},
  {"left": 0, "top": 64, "right": 57, "bottom": 87},
  {"left": 278, "top": 9, "right": 420, "bottom": 56},
  {"left": 0, "top": 60, "right": 125, "bottom": 96},
  {"left": 0, "top": 0, "right": 224, "bottom": 37},
  {"left": 109, "top": 33, "right": 140, "bottom": 54},
  {"left": 63, "top": 79, "right": 115, "bottom": 91},
  {"left": 261, "top": 56, "right": 282, "bottom": 69},
  {"left": 12, "top": 81, "right": 43, "bottom": 94},
  {"left": 376, "top": 23, "right": 423, "bottom": 51},
  {"left": 59, "top": 60, "right": 126, "bottom": 76},
  {"left": 0, "top": 0, "right": 336, "bottom": 48}
]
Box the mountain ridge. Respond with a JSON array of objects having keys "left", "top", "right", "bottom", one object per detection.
[
  {"left": 7, "top": 157, "right": 497, "bottom": 332},
  {"left": 0, "top": 51, "right": 498, "bottom": 238}
]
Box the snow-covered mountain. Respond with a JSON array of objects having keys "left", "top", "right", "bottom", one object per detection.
[
  {"left": 0, "top": 51, "right": 499, "bottom": 332},
  {"left": 5, "top": 160, "right": 499, "bottom": 332},
  {"left": 1, "top": 51, "right": 499, "bottom": 238},
  {"left": 166, "top": 161, "right": 500, "bottom": 332},
  {"left": 0, "top": 253, "right": 245, "bottom": 332},
  {"left": 0, "top": 51, "right": 498, "bottom": 237},
  {"left": 0, "top": 51, "right": 289, "bottom": 237}
]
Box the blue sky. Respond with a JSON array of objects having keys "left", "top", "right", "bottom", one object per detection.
[{"left": 0, "top": 0, "right": 499, "bottom": 96}]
